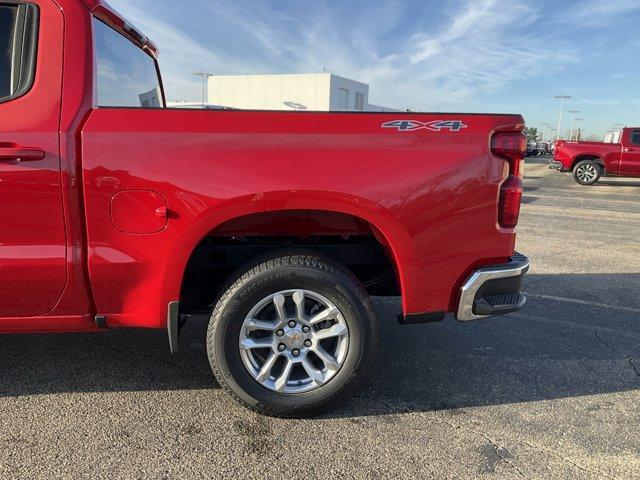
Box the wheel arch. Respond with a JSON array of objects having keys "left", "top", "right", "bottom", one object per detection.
[
  {"left": 571, "top": 154, "right": 605, "bottom": 172},
  {"left": 161, "top": 191, "right": 418, "bottom": 319}
]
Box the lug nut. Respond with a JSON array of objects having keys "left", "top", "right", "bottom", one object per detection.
[
  {"left": 302, "top": 326, "right": 310, "bottom": 333},
  {"left": 292, "top": 348, "right": 300, "bottom": 356},
  {"left": 278, "top": 343, "right": 286, "bottom": 352},
  {"left": 288, "top": 320, "right": 296, "bottom": 328},
  {"left": 304, "top": 339, "right": 312, "bottom": 348},
  {"left": 276, "top": 329, "right": 284, "bottom": 337}
]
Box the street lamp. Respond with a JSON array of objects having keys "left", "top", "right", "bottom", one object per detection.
[
  {"left": 546, "top": 126, "right": 556, "bottom": 142},
  {"left": 554, "top": 95, "right": 572, "bottom": 141},
  {"left": 193, "top": 72, "right": 214, "bottom": 105},
  {"left": 567, "top": 110, "right": 580, "bottom": 140},
  {"left": 573, "top": 118, "right": 584, "bottom": 141}
]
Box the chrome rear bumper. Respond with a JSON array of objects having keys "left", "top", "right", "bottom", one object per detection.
[
  {"left": 456, "top": 253, "right": 530, "bottom": 321},
  {"left": 548, "top": 160, "right": 564, "bottom": 171}
]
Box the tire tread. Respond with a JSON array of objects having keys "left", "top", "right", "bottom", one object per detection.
[{"left": 206, "top": 252, "right": 377, "bottom": 418}]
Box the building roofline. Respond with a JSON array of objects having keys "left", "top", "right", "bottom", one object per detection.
[{"left": 207, "top": 73, "right": 366, "bottom": 84}]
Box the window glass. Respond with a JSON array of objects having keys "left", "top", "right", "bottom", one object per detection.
[
  {"left": 0, "top": 3, "right": 38, "bottom": 103},
  {"left": 631, "top": 130, "right": 640, "bottom": 146},
  {"left": 94, "top": 18, "right": 162, "bottom": 108},
  {"left": 337, "top": 87, "right": 349, "bottom": 109},
  {"left": 355, "top": 92, "right": 364, "bottom": 110}
]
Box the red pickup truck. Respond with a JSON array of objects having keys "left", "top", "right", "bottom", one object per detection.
[
  {"left": 550, "top": 128, "right": 640, "bottom": 185},
  {"left": 0, "top": 0, "right": 529, "bottom": 416}
]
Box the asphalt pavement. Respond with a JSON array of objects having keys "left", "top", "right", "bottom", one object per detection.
[{"left": 0, "top": 155, "right": 638, "bottom": 479}]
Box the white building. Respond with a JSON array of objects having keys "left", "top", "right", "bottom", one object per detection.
[
  {"left": 207, "top": 73, "right": 397, "bottom": 112},
  {"left": 603, "top": 130, "right": 623, "bottom": 143},
  {"left": 138, "top": 87, "right": 162, "bottom": 108}
]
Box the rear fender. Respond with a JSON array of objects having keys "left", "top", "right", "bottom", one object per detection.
[
  {"left": 571, "top": 154, "right": 605, "bottom": 171},
  {"left": 160, "top": 191, "right": 419, "bottom": 323}
]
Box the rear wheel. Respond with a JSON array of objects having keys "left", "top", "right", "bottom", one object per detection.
[
  {"left": 206, "top": 252, "right": 376, "bottom": 417},
  {"left": 573, "top": 160, "right": 601, "bottom": 185}
]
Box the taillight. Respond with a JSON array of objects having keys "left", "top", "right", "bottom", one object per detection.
[
  {"left": 497, "top": 176, "right": 522, "bottom": 228},
  {"left": 492, "top": 132, "right": 526, "bottom": 229}
]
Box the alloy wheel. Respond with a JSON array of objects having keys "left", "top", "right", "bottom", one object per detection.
[
  {"left": 238, "top": 289, "right": 350, "bottom": 394},
  {"left": 576, "top": 163, "right": 598, "bottom": 183}
]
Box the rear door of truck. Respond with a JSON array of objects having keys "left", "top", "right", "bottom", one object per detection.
[
  {"left": 0, "top": 1, "right": 66, "bottom": 317},
  {"left": 619, "top": 129, "right": 640, "bottom": 176}
]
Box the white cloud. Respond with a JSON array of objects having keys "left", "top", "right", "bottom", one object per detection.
[
  {"left": 577, "top": 99, "right": 621, "bottom": 105},
  {"left": 362, "top": 0, "right": 575, "bottom": 109},
  {"left": 571, "top": 0, "right": 640, "bottom": 25},
  {"left": 105, "top": 0, "right": 584, "bottom": 110},
  {"left": 107, "top": 0, "right": 229, "bottom": 99}
]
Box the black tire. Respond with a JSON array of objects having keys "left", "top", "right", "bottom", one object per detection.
[
  {"left": 206, "top": 251, "right": 377, "bottom": 418},
  {"left": 573, "top": 159, "right": 601, "bottom": 185}
]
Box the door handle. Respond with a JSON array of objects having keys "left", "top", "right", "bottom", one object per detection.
[
  {"left": 623, "top": 147, "right": 635, "bottom": 152},
  {"left": 0, "top": 146, "right": 46, "bottom": 162}
]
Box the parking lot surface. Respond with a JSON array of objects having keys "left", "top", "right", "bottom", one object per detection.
[{"left": 1, "top": 156, "right": 638, "bottom": 479}]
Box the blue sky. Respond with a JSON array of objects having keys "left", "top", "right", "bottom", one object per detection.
[{"left": 108, "top": 0, "right": 640, "bottom": 138}]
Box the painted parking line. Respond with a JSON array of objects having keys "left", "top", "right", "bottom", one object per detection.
[
  {"left": 522, "top": 193, "right": 640, "bottom": 206},
  {"left": 525, "top": 292, "right": 640, "bottom": 314},
  {"left": 512, "top": 310, "right": 640, "bottom": 341}
]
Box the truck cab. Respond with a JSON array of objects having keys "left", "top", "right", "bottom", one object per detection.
[{"left": 550, "top": 128, "right": 640, "bottom": 185}]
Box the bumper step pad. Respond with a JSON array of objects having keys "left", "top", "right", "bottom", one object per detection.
[
  {"left": 474, "top": 293, "right": 527, "bottom": 316},
  {"left": 457, "top": 252, "right": 530, "bottom": 321}
]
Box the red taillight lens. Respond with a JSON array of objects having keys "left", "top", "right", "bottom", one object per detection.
[
  {"left": 498, "top": 175, "right": 523, "bottom": 228},
  {"left": 492, "top": 132, "right": 525, "bottom": 228},
  {"left": 492, "top": 132, "right": 526, "bottom": 177}
]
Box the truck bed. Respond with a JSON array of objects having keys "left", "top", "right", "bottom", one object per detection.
[{"left": 80, "top": 109, "right": 523, "bottom": 328}]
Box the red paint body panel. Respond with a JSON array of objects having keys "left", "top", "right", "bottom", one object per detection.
[
  {"left": 110, "top": 190, "right": 168, "bottom": 234},
  {"left": 80, "top": 109, "right": 520, "bottom": 328},
  {"left": 0, "top": 0, "right": 524, "bottom": 333},
  {"left": 554, "top": 128, "right": 640, "bottom": 176},
  {"left": 0, "top": 0, "right": 67, "bottom": 318}
]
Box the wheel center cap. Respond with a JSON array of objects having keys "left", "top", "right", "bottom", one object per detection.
[{"left": 283, "top": 329, "right": 304, "bottom": 349}]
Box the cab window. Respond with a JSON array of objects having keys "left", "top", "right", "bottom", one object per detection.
[
  {"left": 0, "top": 2, "right": 38, "bottom": 103},
  {"left": 93, "top": 17, "right": 163, "bottom": 108},
  {"left": 631, "top": 130, "right": 640, "bottom": 146}
]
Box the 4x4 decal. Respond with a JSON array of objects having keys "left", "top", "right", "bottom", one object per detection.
[{"left": 382, "top": 120, "right": 468, "bottom": 132}]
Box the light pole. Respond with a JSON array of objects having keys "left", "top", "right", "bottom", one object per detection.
[
  {"left": 541, "top": 122, "right": 551, "bottom": 141},
  {"left": 554, "top": 95, "right": 572, "bottom": 140},
  {"left": 573, "top": 118, "right": 584, "bottom": 141},
  {"left": 193, "top": 72, "right": 214, "bottom": 105},
  {"left": 567, "top": 110, "right": 580, "bottom": 140}
]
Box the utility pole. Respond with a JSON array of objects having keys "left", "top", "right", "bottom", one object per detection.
[
  {"left": 554, "top": 95, "right": 572, "bottom": 141},
  {"left": 193, "top": 72, "right": 214, "bottom": 105},
  {"left": 567, "top": 110, "right": 580, "bottom": 140}
]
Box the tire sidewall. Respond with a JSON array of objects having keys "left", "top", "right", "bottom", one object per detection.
[
  {"left": 573, "top": 160, "right": 601, "bottom": 185},
  {"left": 208, "top": 263, "right": 374, "bottom": 414}
]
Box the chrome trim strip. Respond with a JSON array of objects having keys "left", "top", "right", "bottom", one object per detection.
[{"left": 456, "top": 253, "right": 530, "bottom": 322}]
